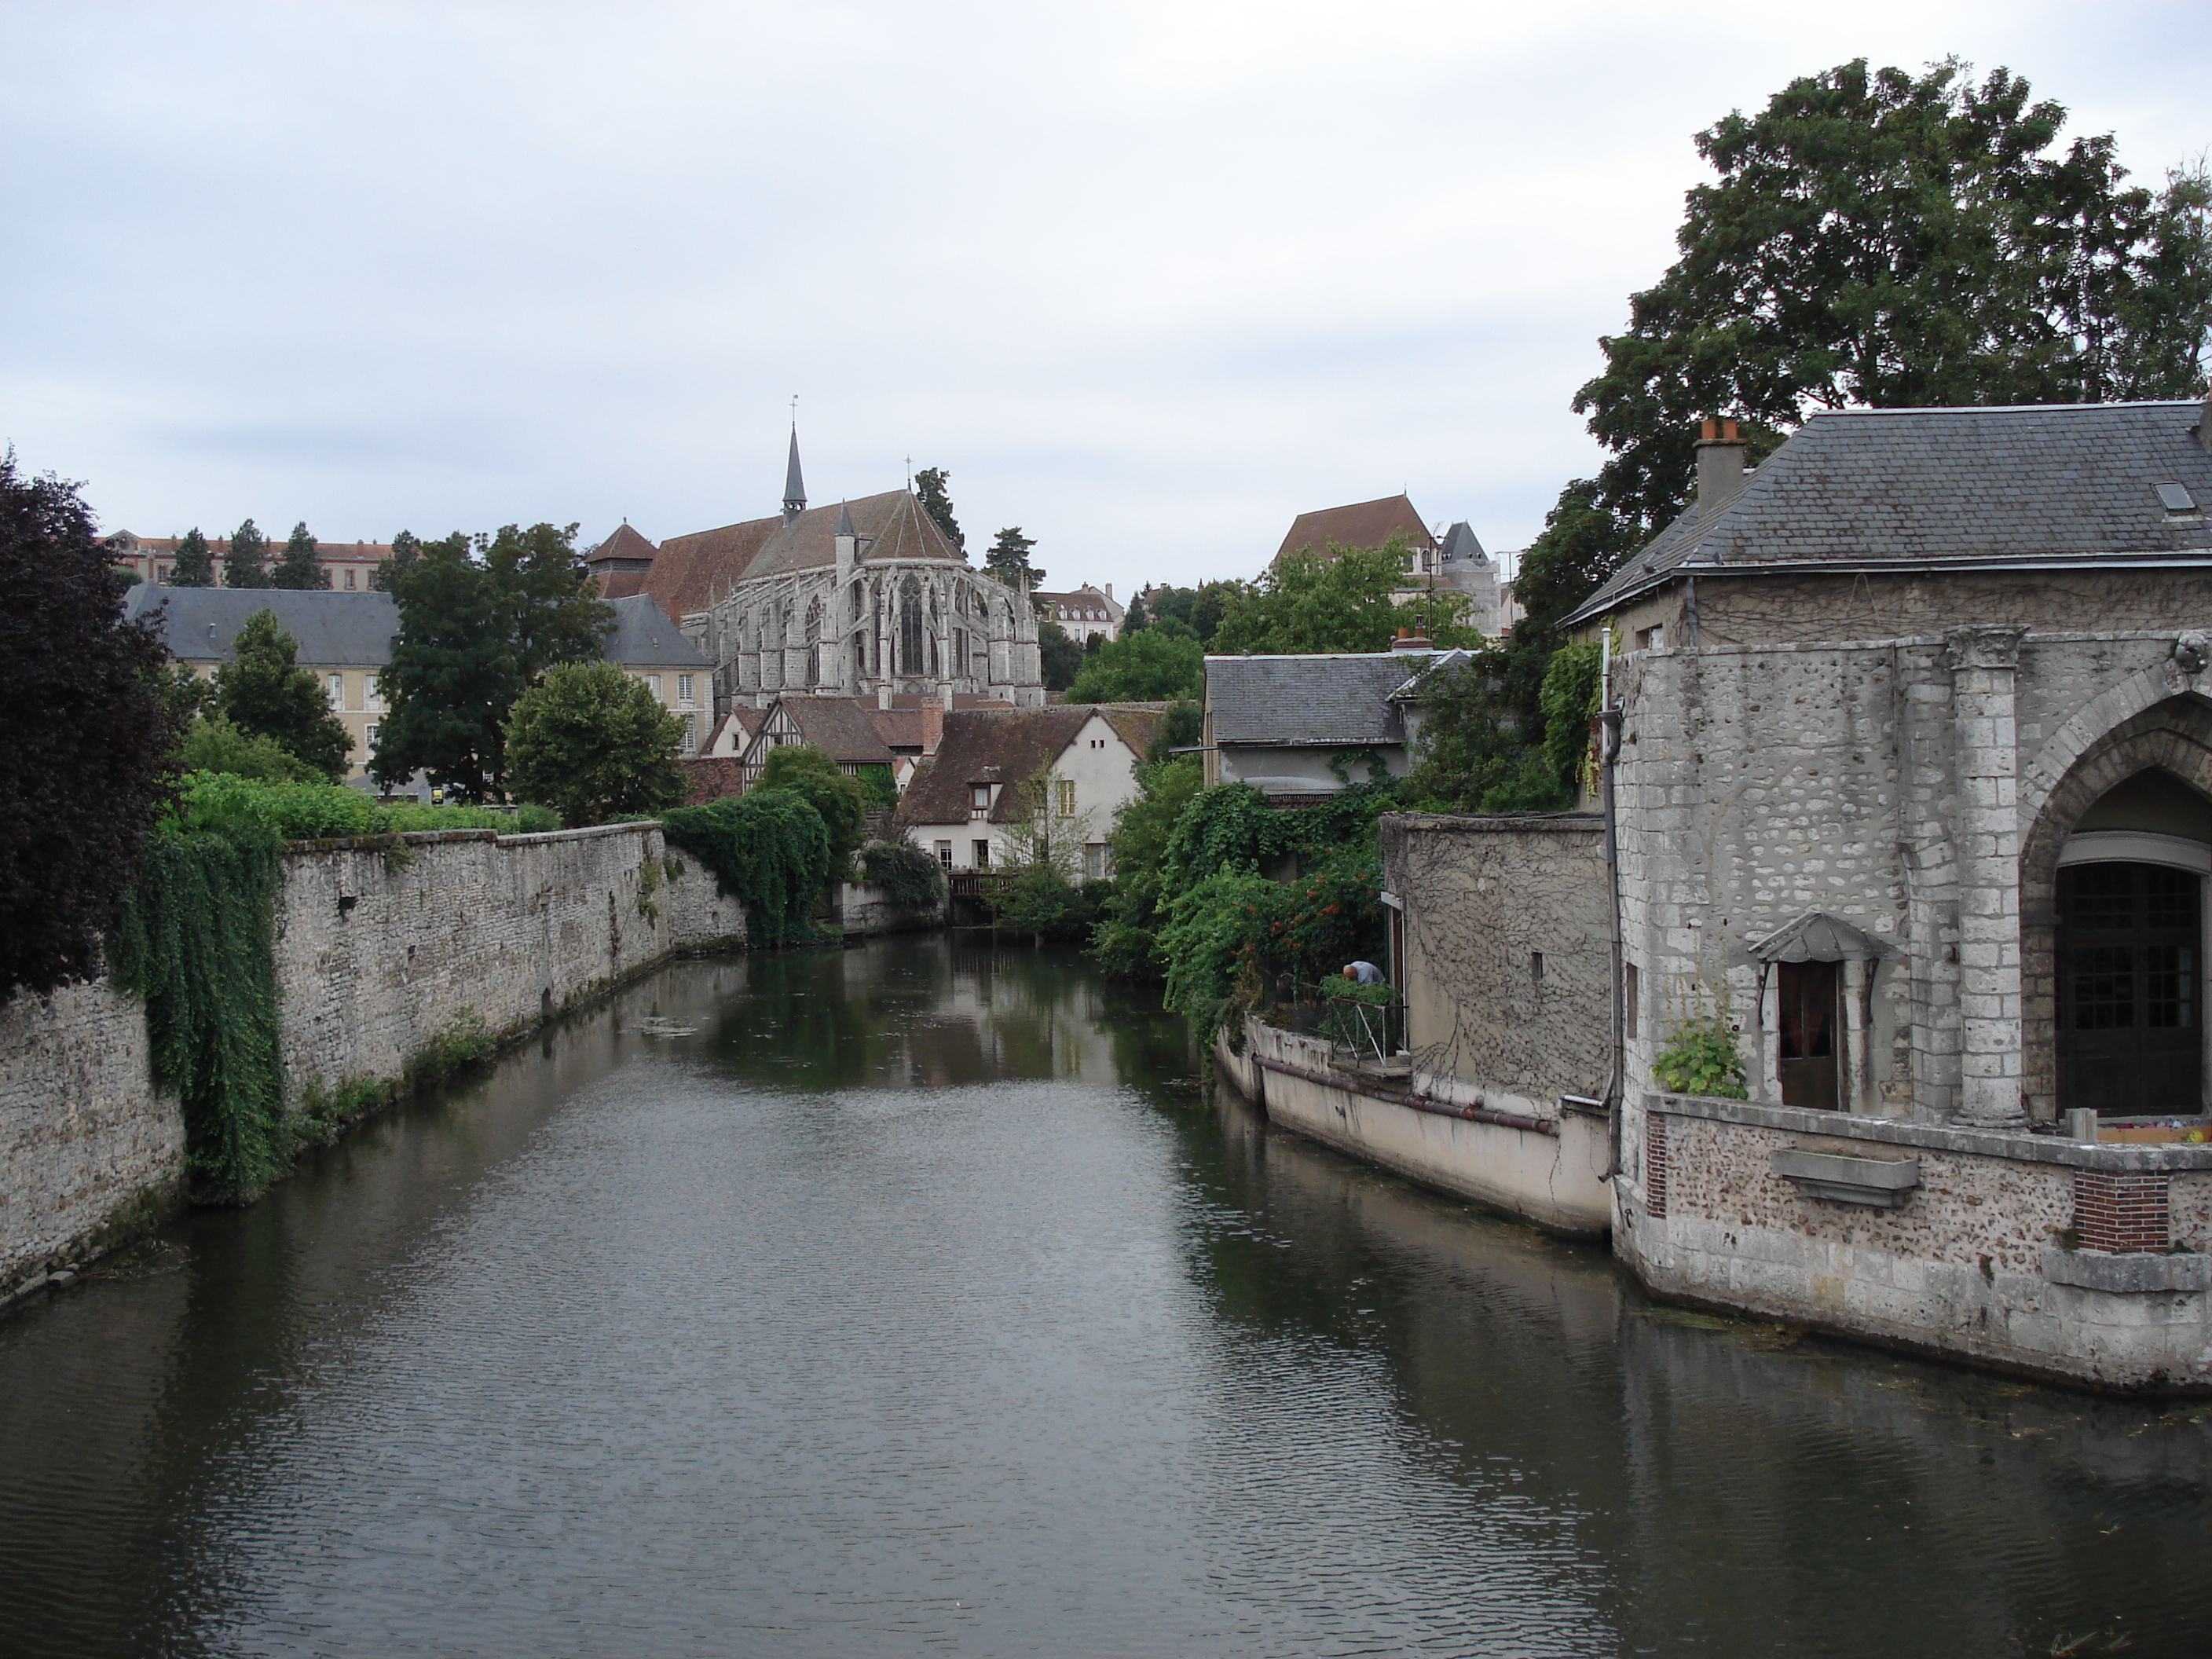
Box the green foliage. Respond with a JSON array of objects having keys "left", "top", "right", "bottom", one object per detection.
[
  {"left": 1210, "top": 539, "right": 1481, "bottom": 656},
  {"left": 370, "top": 529, "right": 418, "bottom": 593},
  {"left": 291, "top": 1075, "right": 393, "bottom": 1152},
  {"left": 1158, "top": 848, "right": 1384, "bottom": 1032},
  {"left": 1538, "top": 639, "right": 1605, "bottom": 797},
  {"left": 1119, "top": 590, "right": 1148, "bottom": 632},
  {"left": 913, "top": 467, "right": 965, "bottom": 550},
  {"left": 271, "top": 521, "right": 323, "bottom": 589},
  {"left": 383, "top": 800, "right": 560, "bottom": 833},
  {"left": 170, "top": 527, "right": 216, "bottom": 587},
  {"left": 408, "top": 1008, "right": 495, "bottom": 1085},
  {"left": 859, "top": 836, "right": 946, "bottom": 914},
  {"left": 170, "top": 771, "right": 384, "bottom": 840},
  {"left": 1653, "top": 1009, "right": 1749, "bottom": 1099},
  {"left": 756, "top": 743, "right": 870, "bottom": 868},
  {"left": 178, "top": 715, "right": 325, "bottom": 783},
  {"left": 1401, "top": 645, "right": 1567, "bottom": 813},
  {"left": 372, "top": 522, "right": 611, "bottom": 800},
  {"left": 108, "top": 830, "right": 286, "bottom": 1203},
  {"left": 224, "top": 518, "right": 269, "bottom": 588},
  {"left": 1064, "top": 627, "right": 1205, "bottom": 702},
  {"left": 1038, "top": 618, "right": 1084, "bottom": 692},
  {"left": 1576, "top": 58, "right": 2212, "bottom": 532},
  {"left": 1144, "top": 580, "right": 1242, "bottom": 645},
  {"left": 983, "top": 525, "right": 1043, "bottom": 588},
  {"left": 662, "top": 787, "right": 835, "bottom": 947},
  {"left": 214, "top": 608, "right": 353, "bottom": 782},
  {"left": 991, "top": 862, "right": 1111, "bottom": 943},
  {"left": 1090, "top": 753, "right": 1203, "bottom": 978},
  {"left": 1145, "top": 699, "right": 1202, "bottom": 766},
  {"left": 504, "top": 659, "right": 686, "bottom": 827}
]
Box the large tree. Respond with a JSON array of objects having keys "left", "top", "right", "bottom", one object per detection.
[
  {"left": 215, "top": 608, "right": 353, "bottom": 781},
  {"left": 369, "top": 528, "right": 419, "bottom": 592},
  {"left": 0, "top": 455, "right": 180, "bottom": 1003},
  {"left": 1064, "top": 628, "right": 1205, "bottom": 703},
  {"left": 1577, "top": 57, "right": 2212, "bottom": 532},
  {"left": 272, "top": 521, "right": 324, "bottom": 589},
  {"left": 370, "top": 522, "right": 610, "bottom": 800},
  {"left": 224, "top": 518, "right": 270, "bottom": 588},
  {"left": 1037, "top": 619, "right": 1084, "bottom": 691},
  {"left": 913, "top": 467, "right": 965, "bottom": 551},
  {"left": 503, "top": 660, "right": 685, "bottom": 827},
  {"left": 983, "top": 526, "right": 1044, "bottom": 590},
  {"left": 170, "top": 527, "right": 216, "bottom": 587},
  {"left": 1209, "top": 540, "right": 1477, "bottom": 656}
]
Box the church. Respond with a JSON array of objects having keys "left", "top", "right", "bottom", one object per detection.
[{"left": 587, "top": 434, "right": 1045, "bottom": 713}]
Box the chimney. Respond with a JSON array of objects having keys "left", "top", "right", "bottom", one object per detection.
[
  {"left": 1104, "top": 583, "right": 1112, "bottom": 601},
  {"left": 1695, "top": 417, "right": 1749, "bottom": 516},
  {"left": 921, "top": 699, "right": 944, "bottom": 756},
  {"left": 1391, "top": 627, "right": 1432, "bottom": 654}
]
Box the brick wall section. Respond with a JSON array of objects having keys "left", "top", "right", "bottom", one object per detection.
[
  {"left": 2073, "top": 1170, "right": 2171, "bottom": 1254},
  {"left": 1644, "top": 1111, "right": 1668, "bottom": 1217}
]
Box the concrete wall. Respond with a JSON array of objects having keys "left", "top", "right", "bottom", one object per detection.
[
  {"left": 1620, "top": 1093, "right": 2212, "bottom": 1391},
  {"left": 1380, "top": 812, "right": 1611, "bottom": 1119}
]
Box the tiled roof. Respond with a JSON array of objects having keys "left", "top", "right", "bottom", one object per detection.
[
  {"left": 1204, "top": 653, "right": 1427, "bottom": 746},
  {"left": 894, "top": 706, "right": 1095, "bottom": 827},
  {"left": 635, "top": 516, "right": 785, "bottom": 623},
  {"left": 125, "top": 584, "right": 401, "bottom": 665},
  {"left": 584, "top": 522, "right": 659, "bottom": 569},
  {"left": 602, "top": 594, "right": 709, "bottom": 668},
  {"left": 775, "top": 696, "right": 898, "bottom": 764},
  {"left": 1098, "top": 704, "right": 1167, "bottom": 756},
  {"left": 1275, "top": 494, "right": 1436, "bottom": 563},
  {"left": 1569, "top": 399, "right": 2212, "bottom": 626}
]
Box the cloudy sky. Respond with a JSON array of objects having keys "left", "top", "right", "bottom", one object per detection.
[{"left": 5, "top": 2, "right": 2208, "bottom": 594}]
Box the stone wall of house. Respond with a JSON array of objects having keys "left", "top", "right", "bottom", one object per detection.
[
  {"left": 1379, "top": 812, "right": 1611, "bottom": 1118},
  {"left": 0, "top": 980, "right": 178, "bottom": 1301},
  {"left": 1619, "top": 1093, "right": 2212, "bottom": 1392}
]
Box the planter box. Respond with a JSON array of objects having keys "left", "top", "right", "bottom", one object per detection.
[{"left": 1770, "top": 1148, "right": 1921, "bottom": 1208}]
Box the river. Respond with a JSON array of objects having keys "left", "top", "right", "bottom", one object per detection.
[{"left": 0, "top": 938, "right": 2207, "bottom": 1656}]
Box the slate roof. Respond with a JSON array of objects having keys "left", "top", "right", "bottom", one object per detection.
[
  {"left": 771, "top": 696, "right": 898, "bottom": 765},
  {"left": 603, "top": 594, "right": 709, "bottom": 668},
  {"left": 1204, "top": 653, "right": 1431, "bottom": 746},
  {"left": 1275, "top": 494, "right": 1436, "bottom": 564},
  {"left": 1437, "top": 522, "right": 1489, "bottom": 564},
  {"left": 125, "top": 584, "right": 401, "bottom": 665},
  {"left": 894, "top": 705, "right": 1159, "bottom": 827},
  {"left": 1566, "top": 399, "right": 2212, "bottom": 628},
  {"left": 620, "top": 489, "right": 966, "bottom": 622},
  {"left": 126, "top": 584, "right": 705, "bottom": 671}
]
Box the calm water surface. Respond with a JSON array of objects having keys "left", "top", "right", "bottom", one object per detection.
[{"left": 1, "top": 938, "right": 2207, "bottom": 1657}]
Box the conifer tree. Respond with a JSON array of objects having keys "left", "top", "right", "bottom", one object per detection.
[
  {"left": 170, "top": 527, "right": 216, "bottom": 587},
  {"left": 984, "top": 526, "right": 1043, "bottom": 590},
  {"left": 914, "top": 467, "right": 964, "bottom": 551},
  {"left": 370, "top": 529, "right": 419, "bottom": 591},
  {"left": 225, "top": 518, "right": 270, "bottom": 588},
  {"left": 272, "top": 521, "right": 324, "bottom": 589}
]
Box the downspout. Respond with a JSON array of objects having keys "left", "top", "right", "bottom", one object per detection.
[{"left": 1600, "top": 630, "right": 1625, "bottom": 1179}]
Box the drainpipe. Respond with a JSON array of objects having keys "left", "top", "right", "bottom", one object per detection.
[{"left": 1599, "top": 629, "right": 1625, "bottom": 1180}]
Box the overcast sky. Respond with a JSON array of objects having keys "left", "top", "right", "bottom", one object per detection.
[{"left": 5, "top": 2, "right": 2208, "bottom": 593}]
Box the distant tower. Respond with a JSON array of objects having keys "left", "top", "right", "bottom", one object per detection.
[{"left": 782, "top": 426, "right": 808, "bottom": 526}]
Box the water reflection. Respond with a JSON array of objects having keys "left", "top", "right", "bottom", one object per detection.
[{"left": 0, "top": 936, "right": 2203, "bottom": 1657}]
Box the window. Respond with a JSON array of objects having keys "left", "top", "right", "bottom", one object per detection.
[
  {"left": 1639, "top": 625, "right": 1664, "bottom": 650},
  {"left": 364, "top": 723, "right": 379, "bottom": 753},
  {"left": 1531, "top": 950, "right": 1544, "bottom": 983},
  {"left": 326, "top": 672, "right": 345, "bottom": 708},
  {"left": 679, "top": 674, "right": 695, "bottom": 706},
  {"left": 367, "top": 673, "right": 383, "bottom": 712},
  {"left": 972, "top": 840, "right": 991, "bottom": 867},
  {"left": 1085, "top": 843, "right": 1110, "bottom": 881},
  {"left": 344, "top": 568, "right": 357, "bottom": 589},
  {"left": 647, "top": 674, "right": 663, "bottom": 701},
  {"left": 1624, "top": 963, "right": 1639, "bottom": 1039},
  {"left": 1055, "top": 779, "right": 1076, "bottom": 816},
  {"left": 934, "top": 840, "right": 953, "bottom": 868},
  {"left": 970, "top": 784, "right": 991, "bottom": 819}
]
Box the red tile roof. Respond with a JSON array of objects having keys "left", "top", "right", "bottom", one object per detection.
[{"left": 1273, "top": 494, "right": 1436, "bottom": 565}]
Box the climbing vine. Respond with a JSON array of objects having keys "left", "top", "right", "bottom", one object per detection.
[
  {"left": 661, "top": 787, "right": 834, "bottom": 947},
  {"left": 108, "top": 827, "right": 287, "bottom": 1203},
  {"left": 858, "top": 836, "right": 945, "bottom": 914}
]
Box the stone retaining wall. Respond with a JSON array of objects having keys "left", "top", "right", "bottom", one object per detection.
[{"left": 0, "top": 822, "right": 946, "bottom": 1299}]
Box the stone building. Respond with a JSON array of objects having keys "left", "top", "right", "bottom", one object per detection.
[
  {"left": 588, "top": 435, "right": 1044, "bottom": 714},
  {"left": 1032, "top": 584, "right": 1123, "bottom": 644},
  {"left": 1228, "top": 397, "right": 2212, "bottom": 1390},
  {"left": 1273, "top": 493, "right": 1506, "bottom": 632}
]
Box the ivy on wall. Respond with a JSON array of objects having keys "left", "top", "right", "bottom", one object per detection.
[
  {"left": 108, "top": 829, "right": 287, "bottom": 1203},
  {"left": 661, "top": 787, "right": 834, "bottom": 947}
]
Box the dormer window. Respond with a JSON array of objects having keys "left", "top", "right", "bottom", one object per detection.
[{"left": 2156, "top": 482, "right": 2199, "bottom": 515}]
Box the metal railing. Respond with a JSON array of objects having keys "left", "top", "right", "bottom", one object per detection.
[{"left": 1264, "top": 979, "right": 1406, "bottom": 1064}]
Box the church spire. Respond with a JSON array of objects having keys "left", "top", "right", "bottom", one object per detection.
[{"left": 782, "top": 423, "right": 807, "bottom": 526}]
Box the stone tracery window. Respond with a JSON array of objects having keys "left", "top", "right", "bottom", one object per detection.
[{"left": 899, "top": 577, "right": 924, "bottom": 677}]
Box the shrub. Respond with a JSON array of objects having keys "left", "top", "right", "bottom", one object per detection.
[
  {"left": 170, "top": 771, "right": 384, "bottom": 840},
  {"left": 1653, "top": 1009, "right": 1748, "bottom": 1098},
  {"left": 178, "top": 716, "right": 325, "bottom": 783},
  {"left": 661, "top": 786, "right": 835, "bottom": 947},
  {"left": 858, "top": 837, "right": 945, "bottom": 914},
  {"left": 756, "top": 745, "right": 870, "bottom": 868},
  {"left": 504, "top": 659, "right": 687, "bottom": 827}
]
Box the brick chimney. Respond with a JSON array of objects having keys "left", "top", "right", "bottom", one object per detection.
[
  {"left": 1695, "top": 417, "right": 1749, "bottom": 516},
  {"left": 1390, "top": 626, "right": 1432, "bottom": 654},
  {"left": 921, "top": 698, "right": 944, "bottom": 756}
]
